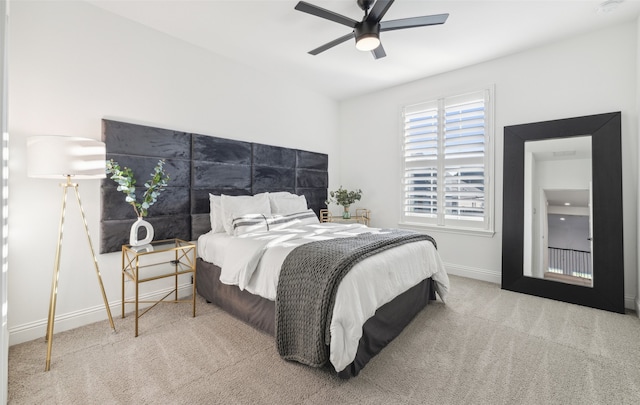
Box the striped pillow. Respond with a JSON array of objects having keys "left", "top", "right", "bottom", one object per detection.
[{"left": 231, "top": 209, "right": 319, "bottom": 236}]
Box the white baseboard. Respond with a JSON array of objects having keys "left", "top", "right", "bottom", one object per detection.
[
  {"left": 634, "top": 296, "right": 640, "bottom": 316},
  {"left": 9, "top": 283, "right": 194, "bottom": 346},
  {"left": 444, "top": 262, "right": 501, "bottom": 284}
]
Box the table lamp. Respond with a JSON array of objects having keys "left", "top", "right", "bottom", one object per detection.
[{"left": 27, "top": 135, "right": 115, "bottom": 371}]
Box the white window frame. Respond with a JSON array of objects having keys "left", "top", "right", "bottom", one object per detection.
[{"left": 399, "top": 86, "right": 495, "bottom": 236}]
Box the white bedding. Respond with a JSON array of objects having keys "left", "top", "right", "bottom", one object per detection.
[{"left": 197, "top": 222, "right": 449, "bottom": 372}]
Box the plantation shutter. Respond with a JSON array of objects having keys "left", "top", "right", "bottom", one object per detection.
[
  {"left": 443, "top": 94, "right": 486, "bottom": 220},
  {"left": 402, "top": 89, "right": 490, "bottom": 228},
  {"left": 403, "top": 100, "right": 439, "bottom": 218}
]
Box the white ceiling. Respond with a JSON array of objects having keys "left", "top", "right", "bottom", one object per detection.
[
  {"left": 545, "top": 189, "right": 590, "bottom": 208},
  {"left": 88, "top": 0, "right": 640, "bottom": 100},
  {"left": 527, "top": 135, "right": 592, "bottom": 161}
]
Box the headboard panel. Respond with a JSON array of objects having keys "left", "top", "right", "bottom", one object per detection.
[
  {"left": 101, "top": 119, "right": 328, "bottom": 253},
  {"left": 252, "top": 143, "right": 297, "bottom": 194}
]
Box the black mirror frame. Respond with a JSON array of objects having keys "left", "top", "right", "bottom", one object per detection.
[{"left": 502, "top": 112, "right": 624, "bottom": 313}]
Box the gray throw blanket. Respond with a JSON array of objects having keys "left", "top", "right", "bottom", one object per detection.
[{"left": 275, "top": 229, "right": 437, "bottom": 368}]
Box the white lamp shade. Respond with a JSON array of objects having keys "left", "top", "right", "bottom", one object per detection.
[{"left": 27, "top": 135, "right": 106, "bottom": 179}]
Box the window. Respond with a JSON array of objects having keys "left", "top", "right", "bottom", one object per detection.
[{"left": 401, "top": 88, "right": 493, "bottom": 232}]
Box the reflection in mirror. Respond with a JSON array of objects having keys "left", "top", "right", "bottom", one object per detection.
[
  {"left": 547, "top": 212, "right": 592, "bottom": 286},
  {"left": 523, "top": 136, "right": 592, "bottom": 287}
]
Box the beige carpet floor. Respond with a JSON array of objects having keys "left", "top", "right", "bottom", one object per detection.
[{"left": 8, "top": 275, "right": 640, "bottom": 404}]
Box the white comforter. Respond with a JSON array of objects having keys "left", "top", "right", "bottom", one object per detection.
[{"left": 199, "top": 222, "right": 449, "bottom": 372}]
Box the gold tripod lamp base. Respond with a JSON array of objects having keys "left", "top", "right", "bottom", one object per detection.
[{"left": 44, "top": 177, "right": 116, "bottom": 371}]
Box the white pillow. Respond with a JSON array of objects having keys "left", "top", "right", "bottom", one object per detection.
[
  {"left": 270, "top": 193, "right": 308, "bottom": 215},
  {"left": 220, "top": 193, "right": 271, "bottom": 235},
  {"left": 267, "top": 191, "right": 294, "bottom": 210},
  {"left": 209, "top": 194, "right": 225, "bottom": 233},
  {"left": 231, "top": 209, "right": 319, "bottom": 236}
]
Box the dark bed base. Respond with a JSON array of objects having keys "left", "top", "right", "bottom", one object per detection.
[{"left": 195, "top": 258, "right": 435, "bottom": 379}]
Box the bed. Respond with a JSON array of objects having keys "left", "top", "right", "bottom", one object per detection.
[
  {"left": 196, "top": 192, "right": 449, "bottom": 379},
  {"left": 100, "top": 119, "right": 449, "bottom": 377}
]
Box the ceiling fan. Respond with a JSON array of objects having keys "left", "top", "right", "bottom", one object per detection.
[{"left": 294, "top": 0, "right": 449, "bottom": 59}]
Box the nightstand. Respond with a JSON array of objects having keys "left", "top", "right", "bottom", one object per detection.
[
  {"left": 320, "top": 208, "right": 371, "bottom": 226},
  {"left": 121, "top": 238, "right": 196, "bottom": 336}
]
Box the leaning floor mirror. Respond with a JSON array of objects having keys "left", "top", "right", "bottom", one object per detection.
[{"left": 502, "top": 112, "right": 624, "bottom": 313}]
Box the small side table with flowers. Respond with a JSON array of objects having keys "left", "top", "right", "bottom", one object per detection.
[
  {"left": 320, "top": 208, "right": 371, "bottom": 226},
  {"left": 325, "top": 186, "right": 363, "bottom": 218},
  {"left": 121, "top": 238, "right": 196, "bottom": 337}
]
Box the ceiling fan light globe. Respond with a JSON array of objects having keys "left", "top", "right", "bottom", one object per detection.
[{"left": 356, "top": 34, "right": 380, "bottom": 51}]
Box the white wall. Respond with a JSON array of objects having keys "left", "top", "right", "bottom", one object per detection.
[
  {"left": 637, "top": 13, "right": 640, "bottom": 317},
  {"left": 339, "top": 22, "right": 638, "bottom": 308},
  {"left": 7, "top": 1, "right": 340, "bottom": 344},
  {"left": 1, "top": 0, "right": 8, "bottom": 401}
]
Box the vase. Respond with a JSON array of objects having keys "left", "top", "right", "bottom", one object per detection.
[
  {"left": 129, "top": 217, "right": 154, "bottom": 246},
  {"left": 342, "top": 205, "right": 351, "bottom": 219}
]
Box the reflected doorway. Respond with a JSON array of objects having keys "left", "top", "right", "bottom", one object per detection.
[{"left": 543, "top": 189, "right": 592, "bottom": 287}]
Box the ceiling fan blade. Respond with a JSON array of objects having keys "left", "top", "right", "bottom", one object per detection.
[
  {"left": 366, "top": 0, "right": 395, "bottom": 23},
  {"left": 371, "top": 44, "right": 387, "bottom": 59},
  {"left": 295, "top": 1, "right": 359, "bottom": 28},
  {"left": 308, "top": 32, "right": 355, "bottom": 55},
  {"left": 380, "top": 13, "right": 449, "bottom": 32}
]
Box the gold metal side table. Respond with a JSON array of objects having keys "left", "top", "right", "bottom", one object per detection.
[{"left": 121, "top": 238, "right": 196, "bottom": 337}]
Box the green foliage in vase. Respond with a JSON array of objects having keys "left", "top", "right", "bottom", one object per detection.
[
  {"left": 106, "top": 159, "right": 170, "bottom": 218},
  {"left": 326, "top": 186, "right": 362, "bottom": 207}
]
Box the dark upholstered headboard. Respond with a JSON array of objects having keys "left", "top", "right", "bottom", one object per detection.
[{"left": 100, "top": 119, "right": 328, "bottom": 253}]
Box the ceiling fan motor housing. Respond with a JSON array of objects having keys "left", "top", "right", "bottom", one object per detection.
[{"left": 355, "top": 20, "right": 380, "bottom": 42}]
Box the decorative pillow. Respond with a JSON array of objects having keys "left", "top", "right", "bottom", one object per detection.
[
  {"left": 270, "top": 193, "right": 308, "bottom": 215},
  {"left": 209, "top": 194, "right": 225, "bottom": 233},
  {"left": 220, "top": 193, "right": 271, "bottom": 235},
  {"left": 231, "top": 209, "right": 319, "bottom": 236},
  {"left": 230, "top": 213, "right": 270, "bottom": 236}
]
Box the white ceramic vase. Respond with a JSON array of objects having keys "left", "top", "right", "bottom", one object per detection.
[{"left": 129, "top": 217, "right": 154, "bottom": 246}]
